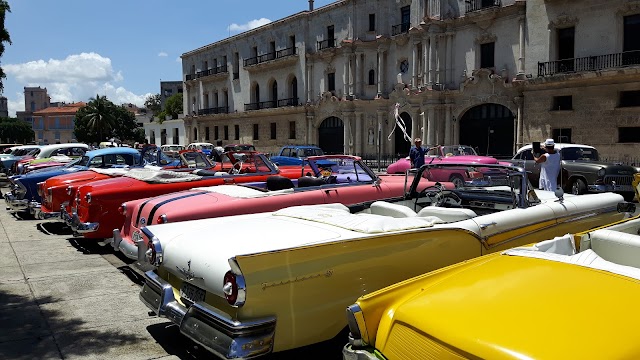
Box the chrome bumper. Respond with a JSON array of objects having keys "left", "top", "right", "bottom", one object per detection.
[
  {"left": 140, "top": 270, "right": 276, "bottom": 359},
  {"left": 62, "top": 208, "right": 99, "bottom": 234},
  {"left": 342, "top": 344, "right": 378, "bottom": 360},
  {"left": 113, "top": 229, "right": 139, "bottom": 260},
  {"left": 30, "top": 202, "right": 61, "bottom": 221},
  {"left": 588, "top": 184, "right": 635, "bottom": 193},
  {"left": 3, "top": 191, "right": 29, "bottom": 212}
]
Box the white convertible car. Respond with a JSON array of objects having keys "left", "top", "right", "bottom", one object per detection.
[{"left": 137, "top": 163, "right": 630, "bottom": 359}]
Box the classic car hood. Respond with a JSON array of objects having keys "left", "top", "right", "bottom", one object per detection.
[
  {"left": 563, "top": 160, "right": 637, "bottom": 173},
  {"left": 381, "top": 254, "right": 640, "bottom": 359}
]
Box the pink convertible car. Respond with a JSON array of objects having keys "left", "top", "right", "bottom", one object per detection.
[{"left": 387, "top": 145, "right": 508, "bottom": 186}]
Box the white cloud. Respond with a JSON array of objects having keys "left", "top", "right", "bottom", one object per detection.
[
  {"left": 5, "top": 52, "right": 151, "bottom": 116},
  {"left": 227, "top": 18, "right": 271, "bottom": 33},
  {"left": 158, "top": 51, "right": 168, "bottom": 57}
]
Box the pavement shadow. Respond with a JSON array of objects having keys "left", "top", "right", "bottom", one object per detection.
[
  {"left": 66, "top": 238, "right": 114, "bottom": 255},
  {"left": 0, "top": 289, "right": 147, "bottom": 360},
  {"left": 36, "top": 222, "right": 73, "bottom": 236},
  {"left": 11, "top": 212, "right": 35, "bottom": 221}
]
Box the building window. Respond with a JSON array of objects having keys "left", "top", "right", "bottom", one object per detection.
[
  {"left": 624, "top": 15, "right": 640, "bottom": 52},
  {"left": 289, "top": 121, "right": 296, "bottom": 139},
  {"left": 214, "top": 126, "right": 219, "bottom": 140},
  {"left": 552, "top": 128, "right": 572, "bottom": 144},
  {"left": 327, "top": 25, "right": 335, "bottom": 48},
  {"left": 193, "top": 127, "right": 198, "bottom": 140},
  {"left": 173, "top": 128, "right": 179, "bottom": 144},
  {"left": 54, "top": 131, "right": 60, "bottom": 141},
  {"left": 30, "top": 101, "right": 35, "bottom": 112},
  {"left": 368, "top": 69, "right": 375, "bottom": 85},
  {"left": 480, "top": 42, "right": 495, "bottom": 69},
  {"left": 327, "top": 72, "right": 336, "bottom": 92},
  {"left": 619, "top": 127, "right": 640, "bottom": 143},
  {"left": 270, "top": 122, "right": 277, "bottom": 140},
  {"left": 551, "top": 96, "right": 572, "bottom": 111},
  {"left": 205, "top": 127, "right": 210, "bottom": 140},
  {"left": 620, "top": 90, "right": 640, "bottom": 107},
  {"left": 224, "top": 125, "right": 229, "bottom": 140},
  {"left": 369, "top": 14, "right": 376, "bottom": 32},
  {"left": 234, "top": 125, "right": 239, "bottom": 140},
  {"left": 253, "top": 124, "right": 259, "bottom": 140}
]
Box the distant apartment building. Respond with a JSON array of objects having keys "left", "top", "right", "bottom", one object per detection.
[
  {"left": 32, "top": 102, "right": 85, "bottom": 144},
  {"left": 178, "top": 0, "right": 640, "bottom": 160},
  {"left": 160, "top": 81, "right": 183, "bottom": 110},
  {"left": 16, "top": 86, "right": 51, "bottom": 127},
  {"left": 144, "top": 81, "right": 186, "bottom": 146}
]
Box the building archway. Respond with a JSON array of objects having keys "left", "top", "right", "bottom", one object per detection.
[
  {"left": 394, "top": 112, "right": 413, "bottom": 157},
  {"left": 318, "top": 116, "right": 344, "bottom": 154},
  {"left": 459, "top": 103, "right": 514, "bottom": 157}
]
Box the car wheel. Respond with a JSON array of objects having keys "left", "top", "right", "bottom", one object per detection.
[
  {"left": 449, "top": 174, "right": 464, "bottom": 188},
  {"left": 571, "top": 178, "right": 587, "bottom": 195}
]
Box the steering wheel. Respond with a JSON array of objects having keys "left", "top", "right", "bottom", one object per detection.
[
  {"left": 414, "top": 184, "right": 445, "bottom": 211},
  {"left": 229, "top": 161, "right": 243, "bottom": 175}
]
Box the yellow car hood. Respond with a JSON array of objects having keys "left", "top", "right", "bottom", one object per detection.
[{"left": 379, "top": 255, "right": 640, "bottom": 359}]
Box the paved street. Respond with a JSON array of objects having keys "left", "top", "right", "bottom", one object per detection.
[{"left": 0, "top": 184, "right": 343, "bottom": 360}]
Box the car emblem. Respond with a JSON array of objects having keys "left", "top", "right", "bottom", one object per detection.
[
  {"left": 140, "top": 217, "right": 146, "bottom": 225},
  {"left": 132, "top": 231, "right": 143, "bottom": 244},
  {"left": 177, "top": 260, "right": 202, "bottom": 281}
]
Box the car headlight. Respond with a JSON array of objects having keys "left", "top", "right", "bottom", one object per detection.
[{"left": 597, "top": 168, "right": 606, "bottom": 177}]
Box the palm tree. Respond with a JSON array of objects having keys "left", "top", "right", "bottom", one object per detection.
[
  {"left": 85, "top": 94, "right": 116, "bottom": 141},
  {"left": 0, "top": 1, "right": 13, "bottom": 93}
]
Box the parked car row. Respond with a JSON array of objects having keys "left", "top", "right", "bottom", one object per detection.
[{"left": 1, "top": 142, "right": 638, "bottom": 359}]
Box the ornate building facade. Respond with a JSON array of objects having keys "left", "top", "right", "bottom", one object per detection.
[{"left": 180, "top": 0, "right": 640, "bottom": 160}]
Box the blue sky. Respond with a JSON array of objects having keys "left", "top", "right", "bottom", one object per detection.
[{"left": 2, "top": 0, "right": 335, "bottom": 116}]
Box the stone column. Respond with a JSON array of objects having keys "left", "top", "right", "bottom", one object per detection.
[
  {"left": 413, "top": 109, "right": 421, "bottom": 141},
  {"left": 355, "top": 111, "right": 363, "bottom": 155},
  {"left": 422, "top": 37, "right": 429, "bottom": 86},
  {"left": 377, "top": 49, "right": 384, "bottom": 97},
  {"left": 446, "top": 33, "right": 453, "bottom": 86},
  {"left": 198, "top": 81, "right": 204, "bottom": 112},
  {"left": 355, "top": 53, "right": 362, "bottom": 97},
  {"left": 515, "top": 96, "right": 524, "bottom": 154},
  {"left": 306, "top": 63, "right": 314, "bottom": 103},
  {"left": 349, "top": 54, "right": 356, "bottom": 97},
  {"left": 428, "top": 34, "right": 436, "bottom": 86},
  {"left": 427, "top": 106, "right": 436, "bottom": 146},
  {"left": 343, "top": 115, "right": 352, "bottom": 154},
  {"left": 343, "top": 56, "right": 349, "bottom": 99},
  {"left": 421, "top": 111, "right": 427, "bottom": 142},
  {"left": 445, "top": 104, "right": 452, "bottom": 145},
  {"left": 306, "top": 114, "right": 315, "bottom": 145},
  {"left": 453, "top": 111, "right": 460, "bottom": 144},
  {"left": 412, "top": 42, "right": 418, "bottom": 89},
  {"left": 376, "top": 111, "right": 385, "bottom": 169},
  {"left": 518, "top": 17, "right": 526, "bottom": 77},
  {"left": 436, "top": 35, "right": 442, "bottom": 86}
]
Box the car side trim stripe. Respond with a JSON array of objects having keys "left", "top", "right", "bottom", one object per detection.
[{"left": 147, "top": 191, "right": 209, "bottom": 226}]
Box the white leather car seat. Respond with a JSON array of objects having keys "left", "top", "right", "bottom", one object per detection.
[
  {"left": 580, "top": 229, "right": 640, "bottom": 268},
  {"left": 417, "top": 207, "right": 477, "bottom": 222},
  {"left": 369, "top": 201, "right": 417, "bottom": 218}
]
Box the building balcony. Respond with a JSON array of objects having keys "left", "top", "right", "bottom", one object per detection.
[
  {"left": 317, "top": 39, "right": 336, "bottom": 51},
  {"left": 391, "top": 22, "right": 410, "bottom": 36},
  {"left": 243, "top": 47, "right": 298, "bottom": 72},
  {"left": 538, "top": 50, "right": 640, "bottom": 77},
  {"left": 277, "top": 97, "right": 299, "bottom": 107},
  {"left": 244, "top": 98, "right": 299, "bottom": 111},
  {"left": 465, "top": 0, "right": 501, "bottom": 13},
  {"left": 197, "top": 106, "right": 229, "bottom": 116}
]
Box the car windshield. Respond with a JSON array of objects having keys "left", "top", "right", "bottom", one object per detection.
[
  {"left": 297, "top": 148, "right": 324, "bottom": 157},
  {"left": 199, "top": 144, "right": 213, "bottom": 150},
  {"left": 227, "top": 145, "right": 255, "bottom": 151},
  {"left": 441, "top": 146, "right": 477, "bottom": 156},
  {"left": 560, "top": 147, "right": 599, "bottom": 161},
  {"left": 309, "top": 157, "right": 374, "bottom": 182}
]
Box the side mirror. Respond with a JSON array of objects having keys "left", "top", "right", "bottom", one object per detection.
[
  {"left": 617, "top": 202, "right": 637, "bottom": 214},
  {"left": 372, "top": 178, "right": 382, "bottom": 187},
  {"left": 554, "top": 188, "right": 564, "bottom": 203}
]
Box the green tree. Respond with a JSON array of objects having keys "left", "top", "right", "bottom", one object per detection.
[
  {"left": 157, "top": 92, "right": 183, "bottom": 122},
  {"left": 0, "top": 117, "right": 34, "bottom": 143},
  {"left": 144, "top": 93, "right": 161, "bottom": 117},
  {"left": 74, "top": 95, "right": 144, "bottom": 144},
  {"left": 111, "top": 106, "right": 145, "bottom": 143},
  {"left": 0, "top": 1, "right": 11, "bottom": 93},
  {"left": 83, "top": 94, "right": 116, "bottom": 142}
]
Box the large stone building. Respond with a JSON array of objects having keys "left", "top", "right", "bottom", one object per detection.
[
  {"left": 144, "top": 81, "right": 187, "bottom": 146},
  {"left": 32, "top": 102, "right": 85, "bottom": 144},
  {"left": 180, "top": 0, "right": 640, "bottom": 161}
]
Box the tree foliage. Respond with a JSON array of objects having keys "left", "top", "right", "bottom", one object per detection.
[
  {"left": 157, "top": 93, "right": 183, "bottom": 122},
  {"left": 74, "top": 95, "right": 144, "bottom": 144},
  {"left": 144, "top": 93, "right": 162, "bottom": 117},
  {"left": 0, "top": 117, "right": 34, "bottom": 143},
  {"left": 0, "top": 1, "right": 12, "bottom": 93}
]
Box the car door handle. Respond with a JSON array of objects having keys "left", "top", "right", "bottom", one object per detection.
[
  {"left": 324, "top": 189, "right": 337, "bottom": 194},
  {"left": 480, "top": 222, "right": 497, "bottom": 230}
]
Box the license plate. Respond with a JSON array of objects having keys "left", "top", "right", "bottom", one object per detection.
[{"left": 180, "top": 282, "right": 206, "bottom": 304}]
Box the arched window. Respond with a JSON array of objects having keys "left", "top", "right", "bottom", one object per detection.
[{"left": 368, "top": 69, "right": 375, "bottom": 85}]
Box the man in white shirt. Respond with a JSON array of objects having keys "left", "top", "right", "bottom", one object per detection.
[{"left": 533, "top": 138, "right": 562, "bottom": 192}]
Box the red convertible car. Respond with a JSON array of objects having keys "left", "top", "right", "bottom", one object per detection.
[
  {"left": 37, "top": 148, "right": 216, "bottom": 220},
  {"left": 113, "top": 155, "right": 451, "bottom": 261},
  {"left": 64, "top": 152, "right": 311, "bottom": 239}
]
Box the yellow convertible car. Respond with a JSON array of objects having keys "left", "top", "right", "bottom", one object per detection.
[
  {"left": 343, "top": 182, "right": 640, "bottom": 359},
  {"left": 139, "top": 163, "right": 631, "bottom": 359}
]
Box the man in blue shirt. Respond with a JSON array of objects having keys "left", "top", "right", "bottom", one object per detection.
[{"left": 409, "top": 138, "right": 428, "bottom": 169}]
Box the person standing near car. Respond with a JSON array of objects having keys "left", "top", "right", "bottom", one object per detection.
[
  {"left": 534, "top": 138, "right": 562, "bottom": 192},
  {"left": 409, "top": 138, "right": 428, "bottom": 169}
]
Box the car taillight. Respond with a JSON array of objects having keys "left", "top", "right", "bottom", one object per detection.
[
  {"left": 66, "top": 186, "right": 72, "bottom": 195},
  {"left": 85, "top": 193, "right": 92, "bottom": 203},
  {"left": 223, "top": 271, "right": 238, "bottom": 305},
  {"left": 37, "top": 182, "right": 44, "bottom": 197},
  {"left": 118, "top": 203, "right": 127, "bottom": 215},
  {"left": 157, "top": 214, "right": 167, "bottom": 224}
]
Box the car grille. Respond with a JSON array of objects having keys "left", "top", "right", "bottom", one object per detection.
[
  {"left": 383, "top": 323, "right": 468, "bottom": 360},
  {"left": 604, "top": 175, "right": 633, "bottom": 186}
]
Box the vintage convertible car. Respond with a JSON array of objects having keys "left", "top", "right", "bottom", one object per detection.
[
  {"left": 508, "top": 143, "right": 638, "bottom": 200},
  {"left": 0, "top": 145, "right": 42, "bottom": 177},
  {"left": 386, "top": 145, "right": 509, "bottom": 187},
  {"left": 12, "top": 143, "right": 89, "bottom": 175},
  {"left": 35, "top": 147, "right": 212, "bottom": 221},
  {"left": 65, "top": 152, "right": 309, "bottom": 239},
  {"left": 113, "top": 155, "right": 443, "bottom": 260},
  {"left": 3, "top": 147, "right": 143, "bottom": 215},
  {"left": 343, "top": 197, "right": 640, "bottom": 359},
  {"left": 137, "top": 162, "right": 628, "bottom": 359}
]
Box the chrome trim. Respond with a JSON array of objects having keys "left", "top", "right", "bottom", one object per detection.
[
  {"left": 31, "top": 203, "right": 61, "bottom": 221},
  {"left": 112, "top": 229, "right": 122, "bottom": 250},
  {"left": 140, "top": 270, "right": 277, "bottom": 359},
  {"left": 142, "top": 227, "right": 163, "bottom": 266},
  {"left": 342, "top": 344, "right": 378, "bottom": 360},
  {"left": 69, "top": 211, "right": 99, "bottom": 234},
  {"left": 227, "top": 258, "right": 246, "bottom": 307},
  {"left": 3, "top": 191, "right": 29, "bottom": 212},
  {"left": 346, "top": 304, "right": 364, "bottom": 346},
  {"left": 117, "top": 232, "right": 140, "bottom": 260}
]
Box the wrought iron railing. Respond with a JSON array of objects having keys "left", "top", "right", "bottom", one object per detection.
[
  {"left": 276, "top": 47, "right": 296, "bottom": 58},
  {"left": 538, "top": 50, "right": 640, "bottom": 77},
  {"left": 244, "top": 100, "right": 276, "bottom": 111},
  {"left": 197, "top": 106, "right": 229, "bottom": 115},
  {"left": 391, "top": 22, "right": 410, "bottom": 36},
  {"left": 277, "top": 98, "right": 299, "bottom": 107},
  {"left": 465, "top": 0, "right": 501, "bottom": 13},
  {"left": 186, "top": 73, "right": 197, "bottom": 81},
  {"left": 317, "top": 39, "right": 336, "bottom": 51}
]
